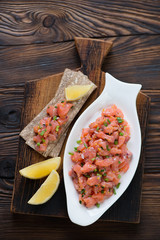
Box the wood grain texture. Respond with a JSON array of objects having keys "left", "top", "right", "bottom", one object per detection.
[
  {"left": 0, "top": 174, "right": 160, "bottom": 240},
  {"left": 143, "top": 90, "right": 160, "bottom": 173},
  {"left": 11, "top": 38, "right": 149, "bottom": 223},
  {"left": 0, "top": 0, "right": 160, "bottom": 45},
  {"left": 0, "top": 35, "right": 160, "bottom": 89}
]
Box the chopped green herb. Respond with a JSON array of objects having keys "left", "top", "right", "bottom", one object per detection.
[
  {"left": 84, "top": 174, "right": 90, "bottom": 178},
  {"left": 79, "top": 200, "right": 82, "bottom": 204},
  {"left": 69, "top": 152, "right": 74, "bottom": 155},
  {"left": 95, "top": 185, "right": 98, "bottom": 187},
  {"left": 97, "top": 173, "right": 102, "bottom": 177},
  {"left": 61, "top": 101, "right": 64, "bottom": 103},
  {"left": 81, "top": 163, "right": 84, "bottom": 167},
  {"left": 113, "top": 188, "right": 116, "bottom": 195},
  {"left": 100, "top": 146, "right": 104, "bottom": 150},
  {"left": 101, "top": 190, "right": 104, "bottom": 193},
  {"left": 116, "top": 183, "right": 121, "bottom": 189},
  {"left": 104, "top": 178, "right": 109, "bottom": 182},
  {"left": 76, "top": 140, "right": 82, "bottom": 144},
  {"left": 49, "top": 123, "right": 52, "bottom": 126},
  {"left": 104, "top": 122, "right": 108, "bottom": 127},
  {"left": 81, "top": 189, "right": 85, "bottom": 194},
  {"left": 103, "top": 173, "right": 107, "bottom": 176},
  {"left": 41, "top": 138, "right": 45, "bottom": 143},
  {"left": 106, "top": 145, "right": 110, "bottom": 151},
  {"left": 91, "top": 157, "right": 96, "bottom": 161},
  {"left": 106, "top": 155, "right": 110, "bottom": 158},
  {"left": 101, "top": 186, "right": 105, "bottom": 189},
  {"left": 84, "top": 143, "right": 88, "bottom": 148},
  {"left": 94, "top": 169, "right": 97, "bottom": 172},
  {"left": 43, "top": 124, "right": 46, "bottom": 127},
  {"left": 118, "top": 161, "right": 121, "bottom": 164},
  {"left": 37, "top": 142, "right": 40, "bottom": 146},
  {"left": 119, "top": 132, "right": 124, "bottom": 136},
  {"left": 53, "top": 116, "right": 57, "bottom": 120},
  {"left": 100, "top": 169, "right": 105, "bottom": 172},
  {"left": 96, "top": 126, "right": 99, "bottom": 131},
  {"left": 118, "top": 174, "right": 121, "bottom": 179},
  {"left": 117, "top": 117, "right": 123, "bottom": 123},
  {"left": 74, "top": 147, "right": 78, "bottom": 152},
  {"left": 114, "top": 140, "right": 118, "bottom": 145},
  {"left": 39, "top": 125, "right": 42, "bottom": 129},
  {"left": 96, "top": 154, "right": 100, "bottom": 157},
  {"left": 55, "top": 106, "right": 57, "bottom": 108},
  {"left": 40, "top": 130, "right": 45, "bottom": 136},
  {"left": 48, "top": 106, "right": 50, "bottom": 109},
  {"left": 96, "top": 203, "right": 100, "bottom": 208},
  {"left": 56, "top": 125, "right": 60, "bottom": 132},
  {"left": 107, "top": 119, "right": 111, "bottom": 124}
]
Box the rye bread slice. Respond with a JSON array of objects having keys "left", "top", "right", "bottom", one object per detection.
[{"left": 20, "top": 68, "right": 97, "bottom": 157}]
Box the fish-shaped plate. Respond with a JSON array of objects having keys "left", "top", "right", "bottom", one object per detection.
[{"left": 63, "top": 73, "right": 142, "bottom": 226}]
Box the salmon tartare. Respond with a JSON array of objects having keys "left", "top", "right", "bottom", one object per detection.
[
  {"left": 69, "top": 104, "right": 132, "bottom": 208},
  {"left": 33, "top": 101, "right": 73, "bottom": 152}
]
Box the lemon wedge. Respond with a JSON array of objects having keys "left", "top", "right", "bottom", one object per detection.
[
  {"left": 65, "top": 85, "right": 93, "bottom": 101},
  {"left": 28, "top": 170, "right": 60, "bottom": 205},
  {"left": 19, "top": 157, "right": 61, "bottom": 179}
]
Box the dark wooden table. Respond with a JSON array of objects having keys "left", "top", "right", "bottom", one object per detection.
[{"left": 0, "top": 1, "right": 160, "bottom": 239}]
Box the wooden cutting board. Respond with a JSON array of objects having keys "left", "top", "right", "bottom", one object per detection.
[{"left": 11, "top": 37, "right": 150, "bottom": 223}]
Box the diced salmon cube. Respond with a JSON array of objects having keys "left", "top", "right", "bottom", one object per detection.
[
  {"left": 57, "top": 101, "right": 73, "bottom": 118},
  {"left": 83, "top": 197, "right": 97, "bottom": 208},
  {"left": 47, "top": 105, "right": 57, "bottom": 118},
  {"left": 81, "top": 162, "right": 97, "bottom": 173},
  {"left": 71, "top": 152, "right": 82, "bottom": 163},
  {"left": 87, "top": 176, "right": 101, "bottom": 186},
  {"left": 73, "top": 164, "right": 82, "bottom": 176},
  {"left": 95, "top": 158, "right": 114, "bottom": 167}
]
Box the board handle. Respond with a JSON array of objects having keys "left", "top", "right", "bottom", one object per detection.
[{"left": 75, "top": 37, "right": 113, "bottom": 82}]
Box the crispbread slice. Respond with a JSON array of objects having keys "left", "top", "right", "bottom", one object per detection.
[{"left": 20, "top": 68, "right": 97, "bottom": 157}]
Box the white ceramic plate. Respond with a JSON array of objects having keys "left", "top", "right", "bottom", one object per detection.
[{"left": 63, "top": 73, "right": 142, "bottom": 226}]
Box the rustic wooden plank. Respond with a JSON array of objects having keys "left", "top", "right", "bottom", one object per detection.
[
  {"left": 143, "top": 90, "right": 160, "bottom": 173},
  {"left": 0, "top": 35, "right": 160, "bottom": 89},
  {"left": 0, "top": 0, "right": 160, "bottom": 45},
  {"left": 0, "top": 174, "right": 160, "bottom": 239}
]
